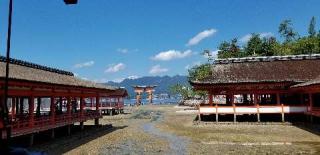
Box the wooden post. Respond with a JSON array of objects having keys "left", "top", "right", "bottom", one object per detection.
[
  {"left": 11, "top": 97, "right": 16, "bottom": 121},
  {"left": 36, "top": 97, "right": 41, "bottom": 117},
  {"left": 198, "top": 105, "right": 201, "bottom": 122},
  {"left": 80, "top": 97, "right": 84, "bottom": 117},
  {"left": 95, "top": 96, "right": 100, "bottom": 126},
  {"left": 281, "top": 104, "right": 285, "bottom": 122},
  {"left": 231, "top": 94, "right": 236, "bottom": 123},
  {"left": 254, "top": 94, "right": 260, "bottom": 122},
  {"left": 29, "top": 96, "right": 35, "bottom": 128},
  {"left": 67, "top": 97, "right": 72, "bottom": 122},
  {"left": 20, "top": 98, "right": 24, "bottom": 115},
  {"left": 209, "top": 92, "right": 213, "bottom": 106},
  {"left": 215, "top": 103, "right": 218, "bottom": 123},
  {"left": 276, "top": 93, "right": 281, "bottom": 105},
  {"left": 29, "top": 134, "right": 34, "bottom": 147},
  {"left": 309, "top": 93, "right": 313, "bottom": 111},
  {"left": 50, "top": 97, "right": 55, "bottom": 124},
  {"left": 257, "top": 104, "right": 260, "bottom": 122}
]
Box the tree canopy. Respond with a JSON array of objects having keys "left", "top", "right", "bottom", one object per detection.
[{"left": 214, "top": 17, "right": 320, "bottom": 59}]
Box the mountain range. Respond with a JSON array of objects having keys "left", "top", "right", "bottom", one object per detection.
[{"left": 104, "top": 75, "right": 188, "bottom": 98}]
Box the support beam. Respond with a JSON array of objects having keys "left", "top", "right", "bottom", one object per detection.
[
  {"left": 231, "top": 94, "right": 236, "bottom": 123},
  {"left": 257, "top": 104, "right": 260, "bottom": 122},
  {"left": 11, "top": 97, "right": 16, "bottom": 121}
]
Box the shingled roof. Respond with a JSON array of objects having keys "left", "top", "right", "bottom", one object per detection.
[
  {"left": 191, "top": 54, "right": 320, "bottom": 85},
  {"left": 0, "top": 56, "right": 116, "bottom": 90}
]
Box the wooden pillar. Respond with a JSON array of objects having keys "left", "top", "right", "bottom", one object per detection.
[
  {"left": 95, "top": 96, "right": 100, "bottom": 126},
  {"left": 29, "top": 96, "right": 35, "bottom": 128},
  {"left": 198, "top": 105, "right": 201, "bottom": 122},
  {"left": 215, "top": 103, "right": 218, "bottom": 123},
  {"left": 67, "top": 97, "right": 72, "bottom": 122},
  {"left": 254, "top": 94, "right": 260, "bottom": 122},
  {"left": 231, "top": 94, "right": 236, "bottom": 123},
  {"left": 11, "top": 98, "right": 16, "bottom": 121},
  {"left": 281, "top": 104, "right": 285, "bottom": 122},
  {"left": 50, "top": 97, "right": 55, "bottom": 124},
  {"left": 36, "top": 97, "right": 41, "bottom": 117},
  {"left": 276, "top": 93, "right": 281, "bottom": 105},
  {"left": 20, "top": 98, "right": 24, "bottom": 115},
  {"left": 59, "top": 97, "right": 63, "bottom": 113},
  {"left": 67, "top": 125, "right": 71, "bottom": 136},
  {"left": 29, "top": 134, "right": 34, "bottom": 147},
  {"left": 15, "top": 97, "right": 20, "bottom": 115},
  {"left": 50, "top": 129, "right": 55, "bottom": 139},
  {"left": 309, "top": 93, "right": 313, "bottom": 111},
  {"left": 209, "top": 92, "right": 213, "bottom": 106},
  {"left": 80, "top": 97, "right": 84, "bottom": 117}
]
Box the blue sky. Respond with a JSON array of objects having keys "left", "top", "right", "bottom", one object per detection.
[{"left": 0, "top": 0, "right": 320, "bottom": 82}]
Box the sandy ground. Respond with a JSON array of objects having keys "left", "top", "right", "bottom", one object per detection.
[{"left": 29, "top": 105, "right": 320, "bottom": 155}]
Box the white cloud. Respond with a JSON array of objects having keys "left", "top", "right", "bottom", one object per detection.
[
  {"left": 149, "top": 65, "right": 168, "bottom": 74},
  {"left": 117, "top": 48, "right": 128, "bottom": 54},
  {"left": 152, "top": 50, "right": 193, "bottom": 61},
  {"left": 105, "top": 63, "right": 126, "bottom": 73},
  {"left": 260, "top": 32, "right": 274, "bottom": 38},
  {"left": 74, "top": 61, "right": 94, "bottom": 69},
  {"left": 187, "top": 29, "right": 217, "bottom": 46},
  {"left": 240, "top": 32, "right": 274, "bottom": 43},
  {"left": 127, "top": 75, "right": 139, "bottom": 80},
  {"left": 117, "top": 48, "right": 139, "bottom": 54}
]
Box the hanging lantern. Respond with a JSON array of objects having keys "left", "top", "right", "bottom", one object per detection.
[{"left": 64, "top": 0, "right": 78, "bottom": 5}]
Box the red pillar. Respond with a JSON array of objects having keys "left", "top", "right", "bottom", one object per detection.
[
  {"left": 29, "top": 96, "right": 35, "bottom": 127},
  {"left": 209, "top": 92, "right": 213, "bottom": 106},
  {"left": 96, "top": 96, "right": 100, "bottom": 112},
  {"left": 276, "top": 93, "right": 281, "bottom": 105},
  {"left": 11, "top": 98, "right": 16, "bottom": 121},
  {"left": 50, "top": 97, "right": 55, "bottom": 124},
  {"left": 309, "top": 93, "right": 313, "bottom": 111},
  {"left": 80, "top": 97, "right": 84, "bottom": 117},
  {"left": 67, "top": 97, "right": 72, "bottom": 122}
]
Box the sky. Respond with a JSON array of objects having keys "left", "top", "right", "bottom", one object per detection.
[{"left": 0, "top": 0, "right": 320, "bottom": 83}]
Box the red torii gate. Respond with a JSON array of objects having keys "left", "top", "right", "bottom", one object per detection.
[{"left": 132, "top": 85, "right": 157, "bottom": 105}]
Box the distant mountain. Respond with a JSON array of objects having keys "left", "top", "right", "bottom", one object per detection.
[{"left": 104, "top": 75, "right": 188, "bottom": 98}]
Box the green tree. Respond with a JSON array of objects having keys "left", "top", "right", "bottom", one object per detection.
[
  {"left": 188, "top": 64, "right": 212, "bottom": 81},
  {"left": 244, "top": 33, "right": 262, "bottom": 56},
  {"left": 279, "top": 19, "right": 298, "bottom": 42},
  {"left": 217, "top": 38, "right": 242, "bottom": 58},
  {"left": 308, "top": 16, "right": 316, "bottom": 37}
]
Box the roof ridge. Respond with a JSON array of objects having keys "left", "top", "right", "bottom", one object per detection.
[
  {"left": 0, "top": 56, "right": 74, "bottom": 76},
  {"left": 215, "top": 54, "right": 320, "bottom": 64}
]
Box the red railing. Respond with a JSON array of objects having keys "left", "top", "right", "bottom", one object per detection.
[{"left": 10, "top": 111, "right": 101, "bottom": 137}]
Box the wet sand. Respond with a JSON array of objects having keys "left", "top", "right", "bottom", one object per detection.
[{"left": 29, "top": 105, "right": 320, "bottom": 155}]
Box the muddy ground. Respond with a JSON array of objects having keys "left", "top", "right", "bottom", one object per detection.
[{"left": 28, "top": 105, "right": 320, "bottom": 155}]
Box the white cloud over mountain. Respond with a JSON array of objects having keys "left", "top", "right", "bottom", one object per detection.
[
  {"left": 240, "top": 32, "right": 274, "bottom": 43},
  {"left": 105, "top": 63, "right": 126, "bottom": 73},
  {"left": 152, "top": 50, "right": 193, "bottom": 61},
  {"left": 74, "top": 61, "right": 95, "bottom": 69},
  {"left": 149, "top": 65, "right": 168, "bottom": 74}
]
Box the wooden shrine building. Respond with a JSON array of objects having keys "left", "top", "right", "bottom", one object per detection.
[
  {"left": 190, "top": 54, "right": 320, "bottom": 122},
  {"left": 0, "top": 56, "right": 127, "bottom": 143}
]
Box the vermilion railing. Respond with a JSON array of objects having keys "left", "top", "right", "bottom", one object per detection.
[{"left": 10, "top": 111, "right": 101, "bottom": 137}]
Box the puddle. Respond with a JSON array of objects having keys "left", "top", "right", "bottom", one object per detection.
[{"left": 142, "top": 111, "right": 189, "bottom": 155}]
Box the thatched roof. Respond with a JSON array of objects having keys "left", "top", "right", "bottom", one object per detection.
[
  {"left": 291, "top": 76, "right": 320, "bottom": 88},
  {"left": 191, "top": 54, "right": 320, "bottom": 86},
  {"left": 0, "top": 56, "right": 116, "bottom": 90}
]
